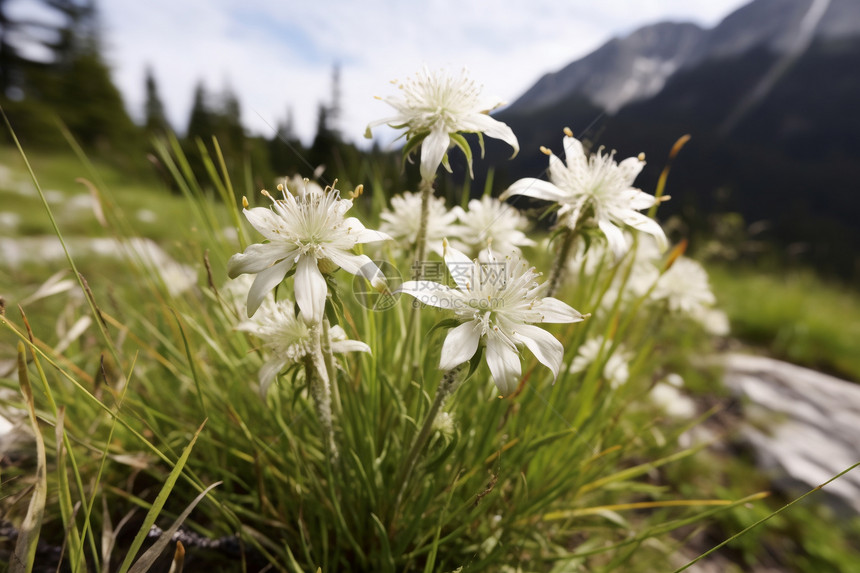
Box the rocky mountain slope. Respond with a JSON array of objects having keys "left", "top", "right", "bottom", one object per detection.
[{"left": 480, "top": 0, "right": 860, "bottom": 278}]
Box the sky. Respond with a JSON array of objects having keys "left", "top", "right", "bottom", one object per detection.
[{"left": 12, "top": 0, "right": 751, "bottom": 146}]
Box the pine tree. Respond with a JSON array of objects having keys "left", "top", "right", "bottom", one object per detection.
[
  {"left": 218, "top": 85, "right": 244, "bottom": 156},
  {"left": 2, "top": 0, "right": 140, "bottom": 152},
  {"left": 280, "top": 107, "right": 296, "bottom": 142},
  {"left": 268, "top": 106, "right": 305, "bottom": 177},
  {"left": 0, "top": 0, "right": 21, "bottom": 98},
  {"left": 186, "top": 81, "right": 214, "bottom": 139},
  {"left": 144, "top": 66, "right": 169, "bottom": 135}
]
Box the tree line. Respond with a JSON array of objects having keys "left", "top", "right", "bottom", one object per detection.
[{"left": 0, "top": 0, "right": 407, "bottom": 194}]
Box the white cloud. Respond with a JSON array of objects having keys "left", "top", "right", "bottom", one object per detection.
[{"left": 97, "top": 0, "right": 748, "bottom": 147}]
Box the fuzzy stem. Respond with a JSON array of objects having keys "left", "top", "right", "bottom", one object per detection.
[
  {"left": 412, "top": 177, "right": 435, "bottom": 282},
  {"left": 305, "top": 324, "right": 338, "bottom": 464},
  {"left": 392, "top": 365, "right": 464, "bottom": 517},
  {"left": 321, "top": 318, "right": 341, "bottom": 410},
  {"left": 546, "top": 228, "right": 576, "bottom": 297},
  {"left": 405, "top": 176, "right": 436, "bottom": 376}
]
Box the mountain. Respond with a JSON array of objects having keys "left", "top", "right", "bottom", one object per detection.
[
  {"left": 484, "top": 0, "right": 860, "bottom": 279},
  {"left": 509, "top": 0, "right": 860, "bottom": 116},
  {"left": 509, "top": 22, "right": 706, "bottom": 115},
  {"left": 691, "top": 0, "right": 860, "bottom": 64}
]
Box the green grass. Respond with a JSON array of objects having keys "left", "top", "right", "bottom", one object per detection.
[
  {"left": 709, "top": 264, "right": 860, "bottom": 382},
  {"left": 2, "top": 139, "right": 860, "bottom": 571},
  {"left": 0, "top": 145, "right": 234, "bottom": 243}
]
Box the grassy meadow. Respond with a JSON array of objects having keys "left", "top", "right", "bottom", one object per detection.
[{"left": 1, "top": 136, "right": 859, "bottom": 572}]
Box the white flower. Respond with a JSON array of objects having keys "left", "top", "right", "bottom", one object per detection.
[
  {"left": 125, "top": 238, "right": 197, "bottom": 297},
  {"left": 452, "top": 195, "right": 536, "bottom": 259},
  {"left": 562, "top": 234, "right": 661, "bottom": 311},
  {"left": 398, "top": 243, "right": 585, "bottom": 395},
  {"left": 568, "top": 335, "right": 632, "bottom": 389},
  {"left": 237, "top": 299, "right": 370, "bottom": 396},
  {"left": 379, "top": 191, "right": 460, "bottom": 256},
  {"left": 650, "top": 256, "right": 729, "bottom": 334},
  {"left": 651, "top": 257, "right": 716, "bottom": 314},
  {"left": 690, "top": 307, "right": 730, "bottom": 336},
  {"left": 625, "top": 235, "right": 663, "bottom": 298},
  {"left": 564, "top": 237, "right": 608, "bottom": 281},
  {"left": 432, "top": 411, "right": 456, "bottom": 440},
  {"left": 283, "top": 175, "right": 324, "bottom": 197},
  {"left": 366, "top": 67, "right": 519, "bottom": 180},
  {"left": 650, "top": 373, "right": 696, "bottom": 418},
  {"left": 228, "top": 183, "right": 391, "bottom": 322},
  {"left": 501, "top": 133, "right": 667, "bottom": 259},
  {"left": 221, "top": 274, "right": 264, "bottom": 319}
]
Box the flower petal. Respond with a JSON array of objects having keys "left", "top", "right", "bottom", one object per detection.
[
  {"left": 501, "top": 178, "right": 569, "bottom": 203},
  {"left": 617, "top": 157, "right": 645, "bottom": 183},
  {"left": 420, "top": 126, "right": 450, "bottom": 180},
  {"left": 439, "top": 321, "right": 481, "bottom": 371},
  {"left": 398, "top": 281, "right": 464, "bottom": 309},
  {"left": 294, "top": 255, "right": 328, "bottom": 324},
  {"left": 598, "top": 219, "right": 630, "bottom": 259},
  {"left": 343, "top": 217, "right": 392, "bottom": 243},
  {"left": 427, "top": 239, "right": 447, "bottom": 256},
  {"left": 228, "top": 243, "right": 294, "bottom": 277},
  {"left": 622, "top": 188, "right": 658, "bottom": 211},
  {"left": 486, "top": 335, "right": 522, "bottom": 396},
  {"left": 547, "top": 151, "right": 571, "bottom": 187},
  {"left": 443, "top": 244, "right": 477, "bottom": 292},
  {"left": 259, "top": 357, "right": 288, "bottom": 398},
  {"left": 243, "top": 207, "right": 286, "bottom": 241},
  {"left": 457, "top": 113, "right": 519, "bottom": 157},
  {"left": 246, "top": 259, "right": 292, "bottom": 316},
  {"left": 327, "top": 251, "right": 388, "bottom": 291},
  {"left": 365, "top": 114, "right": 407, "bottom": 137},
  {"left": 561, "top": 135, "right": 587, "bottom": 171},
  {"left": 326, "top": 250, "right": 371, "bottom": 276},
  {"left": 536, "top": 297, "right": 586, "bottom": 323},
  {"left": 513, "top": 324, "right": 564, "bottom": 380},
  {"left": 331, "top": 339, "right": 372, "bottom": 354},
  {"left": 620, "top": 211, "right": 668, "bottom": 252}
]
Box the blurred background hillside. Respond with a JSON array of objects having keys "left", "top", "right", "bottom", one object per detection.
[
  {"left": 486, "top": 0, "right": 860, "bottom": 280},
  {"left": 2, "top": 0, "right": 859, "bottom": 281}
]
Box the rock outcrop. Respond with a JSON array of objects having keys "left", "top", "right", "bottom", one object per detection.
[{"left": 722, "top": 353, "right": 860, "bottom": 513}]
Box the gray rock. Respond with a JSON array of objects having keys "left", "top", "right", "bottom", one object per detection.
[{"left": 722, "top": 353, "right": 860, "bottom": 513}]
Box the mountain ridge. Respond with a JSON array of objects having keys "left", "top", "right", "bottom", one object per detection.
[
  {"left": 477, "top": 0, "right": 860, "bottom": 279},
  {"left": 508, "top": 0, "right": 860, "bottom": 117}
]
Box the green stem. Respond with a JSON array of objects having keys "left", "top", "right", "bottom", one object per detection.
[
  {"left": 392, "top": 365, "right": 464, "bottom": 519},
  {"left": 412, "top": 177, "right": 436, "bottom": 283},
  {"left": 405, "top": 176, "right": 436, "bottom": 379},
  {"left": 546, "top": 228, "right": 576, "bottom": 297}
]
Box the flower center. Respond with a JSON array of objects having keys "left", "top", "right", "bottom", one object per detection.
[{"left": 270, "top": 323, "right": 313, "bottom": 363}]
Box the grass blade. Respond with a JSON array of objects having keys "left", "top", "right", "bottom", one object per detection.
[
  {"left": 128, "top": 481, "right": 221, "bottom": 573},
  {"left": 672, "top": 461, "right": 860, "bottom": 572},
  {"left": 116, "top": 419, "right": 208, "bottom": 573},
  {"left": 11, "top": 342, "right": 48, "bottom": 573}
]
